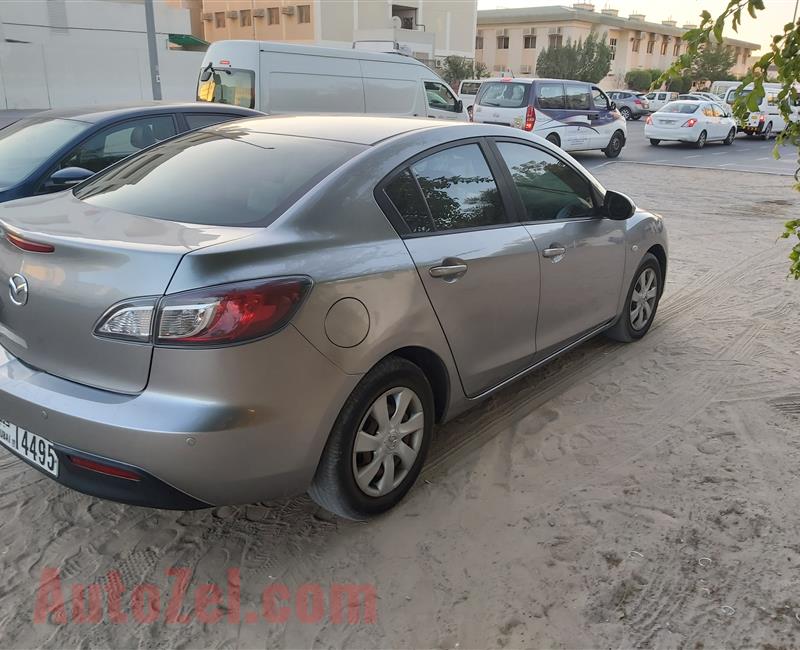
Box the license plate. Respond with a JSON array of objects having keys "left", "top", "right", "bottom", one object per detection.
[
  {"left": 0, "top": 419, "right": 59, "bottom": 476},
  {"left": 659, "top": 119, "right": 676, "bottom": 125}
]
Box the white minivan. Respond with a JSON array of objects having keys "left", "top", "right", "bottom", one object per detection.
[
  {"left": 197, "top": 40, "right": 468, "bottom": 121},
  {"left": 457, "top": 79, "right": 483, "bottom": 118},
  {"left": 472, "top": 77, "right": 627, "bottom": 157},
  {"left": 722, "top": 82, "right": 799, "bottom": 139}
]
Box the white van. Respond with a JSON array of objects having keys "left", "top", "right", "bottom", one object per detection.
[
  {"left": 723, "top": 82, "right": 798, "bottom": 139},
  {"left": 709, "top": 80, "right": 741, "bottom": 101},
  {"left": 472, "top": 77, "right": 628, "bottom": 157},
  {"left": 457, "top": 79, "right": 483, "bottom": 118},
  {"left": 644, "top": 91, "right": 679, "bottom": 112},
  {"left": 197, "top": 40, "right": 468, "bottom": 121}
]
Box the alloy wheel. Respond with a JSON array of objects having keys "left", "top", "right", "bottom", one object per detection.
[
  {"left": 352, "top": 387, "right": 425, "bottom": 497},
  {"left": 629, "top": 268, "right": 658, "bottom": 331}
]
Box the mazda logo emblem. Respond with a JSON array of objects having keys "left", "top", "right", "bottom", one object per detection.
[{"left": 8, "top": 274, "right": 28, "bottom": 307}]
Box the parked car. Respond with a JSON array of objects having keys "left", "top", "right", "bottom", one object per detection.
[
  {"left": 0, "top": 103, "right": 261, "bottom": 204},
  {"left": 198, "top": 40, "right": 467, "bottom": 121},
  {"left": 472, "top": 78, "right": 627, "bottom": 157},
  {"left": 722, "top": 82, "right": 799, "bottom": 139},
  {"left": 644, "top": 91, "right": 679, "bottom": 112},
  {"left": 645, "top": 100, "right": 737, "bottom": 148},
  {"left": 0, "top": 116, "right": 667, "bottom": 519},
  {"left": 458, "top": 79, "right": 483, "bottom": 118},
  {"left": 709, "top": 80, "right": 741, "bottom": 100},
  {"left": 607, "top": 90, "right": 650, "bottom": 120}
]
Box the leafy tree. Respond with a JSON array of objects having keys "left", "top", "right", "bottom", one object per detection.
[
  {"left": 536, "top": 32, "right": 612, "bottom": 82},
  {"left": 690, "top": 42, "right": 737, "bottom": 82},
  {"left": 666, "top": 74, "right": 693, "bottom": 93},
  {"left": 645, "top": 68, "right": 665, "bottom": 84},
  {"left": 474, "top": 61, "right": 489, "bottom": 79},
  {"left": 439, "top": 56, "right": 474, "bottom": 87},
  {"left": 659, "top": 2, "right": 800, "bottom": 278},
  {"left": 625, "top": 69, "right": 652, "bottom": 91}
]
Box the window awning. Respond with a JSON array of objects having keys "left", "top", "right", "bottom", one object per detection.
[{"left": 168, "top": 33, "right": 209, "bottom": 48}]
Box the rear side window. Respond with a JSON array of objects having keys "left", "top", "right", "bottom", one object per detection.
[
  {"left": 565, "top": 84, "right": 591, "bottom": 110},
  {"left": 477, "top": 82, "right": 530, "bottom": 108},
  {"left": 197, "top": 68, "right": 255, "bottom": 109},
  {"left": 385, "top": 144, "right": 505, "bottom": 234},
  {"left": 537, "top": 83, "right": 565, "bottom": 110},
  {"left": 184, "top": 113, "right": 243, "bottom": 130},
  {"left": 75, "top": 131, "right": 364, "bottom": 227}
]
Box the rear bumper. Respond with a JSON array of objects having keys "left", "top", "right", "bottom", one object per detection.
[
  {"left": 0, "top": 327, "right": 360, "bottom": 508},
  {"left": 644, "top": 125, "right": 697, "bottom": 142}
]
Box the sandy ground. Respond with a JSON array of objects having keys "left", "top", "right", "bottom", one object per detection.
[{"left": 0, "top": 163, "right": 799, "bottom": 649}]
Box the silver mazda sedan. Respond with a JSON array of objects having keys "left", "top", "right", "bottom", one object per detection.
[{"left": 0, "top": 116, "right": 667, "bottom": 519}]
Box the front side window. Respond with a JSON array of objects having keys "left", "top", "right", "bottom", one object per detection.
[
  {"left": 60, "top": 115, "right": 177, "bottom": 173},
  {"left": 424, "top": 81, "right": 458, "bottom": 112},
  {"left": 478, "top": 82, "right": 529, "bottom": 108},
  {"left": 197, "top": 68, "right": 255, "bottom": 109},
  {"left": 0, "top": 118, "right": 90, "bottom": 189},
  {"left": 537, "top": 83, "right": 565, "bottom": 110},
  {"left": 297, "top": 4, "right": 311, "bottom": 23},
  {"left": 385, "top": 144, "right": 505, "bottom": 234},
  {"left": 565, "top": 84, "right": 591, "bottom": 110},
  {"left": 496, "top": 142, "right": 594, "bottom": 221},
  {"left": 592, "top": 87, "right": 610, "bottom": 110}
]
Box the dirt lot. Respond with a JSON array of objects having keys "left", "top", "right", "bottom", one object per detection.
[{"left": 1, "top": 163, "right": 799, "bottom": 649}]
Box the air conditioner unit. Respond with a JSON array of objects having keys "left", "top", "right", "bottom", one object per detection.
[
  {"left": 523, "top": 27, "right": 536, "bottom": 35},
  {"left": 253, "top": 8, "right": 265, "bottom": 18},
  {"left": 226, "top": 10, "right": 238, "bottom": 18},
  {"left": 495, "top": 29, "right": 508, "bottom": 36},
  {"left": 281, "top": 6, "right": 295, "bottom": 15},
  {"left": 201, "top": 12, "right": 212, "bottom": 21}
]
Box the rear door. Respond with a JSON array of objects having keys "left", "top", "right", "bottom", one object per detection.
[
  {"left": 563, "top": 83, "right": 593, "bottom": 150},
  {"left": 535, "top": 82, "right": 580, "bottom": 149},
  {"left": 378, "top": 140, "right": 539, "bottom": 396},
  {"left": 491, "top": 139, "right": 626, "bottom": 352},
  {"left": 473, "top": 80, "right": 530, "bottom": 128}
]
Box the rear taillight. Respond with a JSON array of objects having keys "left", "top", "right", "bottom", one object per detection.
[
  {"left": 682, "top": 118, "right": 698, "bottom": 127},
  {"left": 758, "top": 114, "right": 766, "bottom": 123},
  {"left": 524, "top": 105, "right": 535, "bottom": 131},
  {"left": 645, "top": 115, "right": 653, "bottom": 125},
  {"left": 93, "top": 277, "right": 312, "bottom": 346},
  {"left": 634, "top": 98, "right": 643, "bottom": 105}
]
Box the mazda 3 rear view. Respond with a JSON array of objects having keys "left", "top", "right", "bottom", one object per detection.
[{"left": 0, "top": 116, "right": 667, "bottom": 519}]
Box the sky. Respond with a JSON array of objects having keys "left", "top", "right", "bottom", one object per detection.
[{"left": 476, "top": 0, "right": 798, "bottom": 51}]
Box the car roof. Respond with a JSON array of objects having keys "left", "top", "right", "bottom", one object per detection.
[
  {"left": 481, "top": 77, "right": 594, "bottom": 85},
  {"left": 26, "top": 102, "right": 261, "bottom": 124},
  {"left": 210, "top": 115, "right": 457, "bottom": 146}
]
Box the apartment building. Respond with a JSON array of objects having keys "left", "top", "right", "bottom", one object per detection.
[
  {"left": 476, "top": 4, "right": 759, "bottom": 88},
  {"left": 183, "top": 0, "right": 477, "bottom": 61}
]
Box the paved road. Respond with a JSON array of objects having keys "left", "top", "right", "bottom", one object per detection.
[{"left": 575, "top": 119, "right": 798, "bottom": 177}]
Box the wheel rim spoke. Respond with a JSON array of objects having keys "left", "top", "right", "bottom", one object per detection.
[
  {"left": 358, "top": 455, "right": 383, "bottom": 486},
  {"left": 398, "top": 411, "right": 424, "bottom": 435},
  {"left": 391, "top": 389, "right": 413, "bottom": 426},
  {"left": 355, "top": 430, "right": 381, "bottom": 453},
  {"left": 370, "top": 397, "right": 390, "bottom": 431},
  {"left": 395, "top": 441, "right": 418, "bottom": 467},
  {"left": 376, "top": 456, "right": 395, "bottom": 494}
]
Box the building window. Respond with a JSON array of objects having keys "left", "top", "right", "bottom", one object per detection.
[
  {"left": 214, "top": 12, "right": 225, "bottom": 28},
  {"left": 660, "top": 40, "right": 668, "bottom": 55},
  {"left": 497, "top": 35, "right": 509, "bottom": 49},
  {"left": 240, "top": 9, "right": 252, "bottom": 27},
  {"left": 548, "top": 33, "right": 563, "bottom": 48},
  {"left": 673, "top": 40, "right": 680, "bottom": 56},
  {"left": 492, "top": 64, "right": 504, "bottom": 72},
  {"left": 646, "top": 40, "right": 655, "bottom": 54},
  {"left": 609, "top": 37, "right": 617, "bottom": 60},
  {"left": 524, "top": 34, "right": 537, "bottom": 48},
  {"left": 475, "top": 32, "right": 484, "bottom": 49},
  {"left": 267, "top": 7, "right": 279, "bottom": 25},
  {"left": 631, "top": 39, "right": 640, "bottom": 53},
  {"left": 297, "top": 4, "right": 311, "bottom": 23}
]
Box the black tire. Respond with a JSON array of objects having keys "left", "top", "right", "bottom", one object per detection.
[
  {"left": 632, "top": 114, "right": 642, "bottom": 121},
  {"left": 649, "top": 138, "right": 661, "bottom": 146},
  {"left": 619, "top": 106, "right": 632, "bottom": 120},
  {"left": 605, "top": 253, "right": 663, "bottom": 343},
  {"left": 545, "top": 133, "right": 561, "bottom": 147},
  {"left": 694, "top": 130, "right": 707, "bottom": 149},
  {"left": 761, "top": 122, "right": 772, "bottom": 140},
  {"left": 723, "top": 128, "right": 736, "bottom": 145},
  {"left": 308, "top": 356, "right": 434, "bottom": 520},
  {"left": 604, "top": 130, "right": 625, "bottom": 158}
]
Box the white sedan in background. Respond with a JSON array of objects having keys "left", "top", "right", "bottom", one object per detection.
[{"left": 645, "top": 100, "right": 737, "bottom": 149}]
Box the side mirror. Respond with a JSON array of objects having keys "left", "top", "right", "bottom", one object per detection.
[
  {"left": 610, "top": 101, "right": 617, "bottom": 111},
  {"left": 200, "top": 68, "right": 212, "bottom": 82},
  {"left": 45, "top": 167, "right": 94, "bottom": 191},
  {"left": 603, "top": 190, "right": 636, "bottom": 220},
  {"left": 455, "top": 99, "right": 464, "bottom": 114}
]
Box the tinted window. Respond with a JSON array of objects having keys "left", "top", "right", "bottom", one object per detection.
[
  {"left": 0, "top": 118, "right": 90, "bottom": 189},
  {"left": 406, "top": 144, "right": 505, "bottom": 232},
  {"left": 496, "top": 142, "right": 594, "bottom": 221},
  {"left": 61, "top": 116, "right": 177, "bottom": 173},
  {"left": 537, "top": 83, "right": 565, "bottom": 109},
  {"left": 565, "top": 84, "right": 591, "bottom": 110},
  {"left": 478, "top": 82, "right": 529, "bottom": 108},
  {"left": 75, "top": 131, "right": 364, "bottom": 227},
  {"left": 384, "top": 169, "right": 434, "bottom": 233},
  {"left": 425, "top": 81, "right": 458, "bottom": 112},
  {"left": 660, "top": 102, "right": 699, "bottom": 114},
  {"left": 184, "top": 113, "right": 242, "bottom": 130}
]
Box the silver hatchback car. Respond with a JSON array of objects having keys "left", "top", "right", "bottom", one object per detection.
[{"left": 0, "top": 117, "right": 667, "bottom": 519}]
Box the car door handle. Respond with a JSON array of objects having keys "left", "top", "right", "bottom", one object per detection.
[
  {"left": 429, "top": 262, "right": 468, "bottom": 279},
  {"left": 542, "top": 246, "right": 567, "bottom": 258}
]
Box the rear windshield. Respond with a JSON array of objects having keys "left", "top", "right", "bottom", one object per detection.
[
  {"left": 0, "top": 118, "right": 90, "bottom": 189},
  {"left": 659, "top": 103, "right": 699, "bottom": 114},
  {"left": 75, "top": 130, "right": 364, "bottom": 227},
  {"left": 477, "top": 82, "right": 530, "bottom": 108},
  {"left": 197, "top": 68, "right": 255, "bottom": 109}
]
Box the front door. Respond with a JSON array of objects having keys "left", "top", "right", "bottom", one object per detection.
[
  {"left": 590, "top": 85, "right": 616, "bottom": 149},
  {"left": 423, "top": 80, "right": 463, "bottom": 120},
  {"left": 381, "top": 141, "right": 540, "bottom": 396},
  {"left": 491, "top": 139, "right": 627, "bottom": 353}
]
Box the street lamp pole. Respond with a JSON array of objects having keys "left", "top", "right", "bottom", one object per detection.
[{"left": 144, "top": 0, "right": 163, "bottom": 100}]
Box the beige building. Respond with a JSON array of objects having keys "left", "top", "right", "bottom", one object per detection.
[
  {"left": 476, "top": 4, "right": 759, "bottom": 89},
  {"left": 169, "top": 0, "right": 477, "bottom": 61}
]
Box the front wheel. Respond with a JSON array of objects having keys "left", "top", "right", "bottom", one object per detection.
[
  {"left": 694, "top": 130, "right": 707, "bottom": 149},
  {"left": 723, "top": 128, "right": 736, "bottom": 145},
  {"left": 605, "top": 253, "right": 662, "bottom": 343},
  {"left": 632, "top": 115, "right": 642, "bottom": 121},
  {"left": 604, "top": 131, "right": 624, "bottom": 158},
  {"left": 309, "top": 357, "right": 434, "bottom": 520},
  {"left": 649, "top": 138, "right": 661, "bottom": 146}
]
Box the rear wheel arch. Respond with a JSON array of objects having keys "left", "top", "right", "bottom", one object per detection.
[{"left": 389, "top": 346, "right": 450, "bottom": 423}]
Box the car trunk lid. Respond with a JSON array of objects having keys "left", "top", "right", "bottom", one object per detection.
[{"left": 0, "top": 193, "right": 255, "bottom": 393}]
